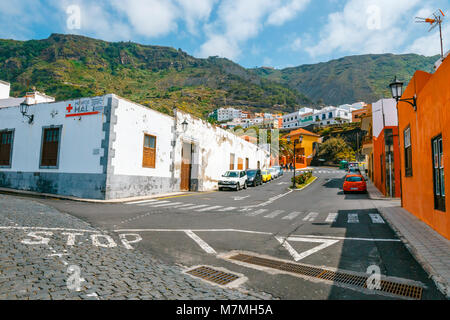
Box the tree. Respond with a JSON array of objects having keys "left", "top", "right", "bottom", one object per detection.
[{"left": 317, "top": 137, "right": 355, "bottom": 163}]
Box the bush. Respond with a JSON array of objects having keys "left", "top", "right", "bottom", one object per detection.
[{"left": 291, "top": 171, "right": 313, "bottom": 186}]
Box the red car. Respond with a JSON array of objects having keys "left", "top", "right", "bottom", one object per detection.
[{"left": 343, "top": 174, "right": 367, "bottom": 193}]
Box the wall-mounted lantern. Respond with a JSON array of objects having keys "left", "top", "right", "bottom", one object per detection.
[
  {"left": 19, "top": 96, "right": 34, "bottom": 124},
  {"left": 181, "top": 119, "right": 188, "bottom": 132},
  {"left": 389, "top": 76, "right": 417, "bottom": 111}
]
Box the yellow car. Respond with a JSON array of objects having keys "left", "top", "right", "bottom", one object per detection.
[{"left": 261, "top": 170, "right": 272, "bottom": 183}]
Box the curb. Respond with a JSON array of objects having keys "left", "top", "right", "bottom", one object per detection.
[
  {"left": 0, "top": 187, "right": 192, "bottom": 204},
  {"left": 289, "top": 176, "right": 318, "bottom": 192}
]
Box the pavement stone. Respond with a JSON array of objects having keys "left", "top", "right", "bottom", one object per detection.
[{"left": 0, "top": 194, "right": 273, "bottom": 300}]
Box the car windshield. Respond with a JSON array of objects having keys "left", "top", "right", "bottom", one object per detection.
[
  {"left": 247, "top": 170, "right": 257, "bottom": 177},
  {"left": 223, "top": 171, "right": 239, "bottom": 178},
  {"left": 346, "top": 176, "right": 363, "bottom": 182}
]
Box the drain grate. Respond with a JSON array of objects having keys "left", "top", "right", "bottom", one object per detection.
[
  {"left": 228, "top": 253, "right": 422, "bottom": 300},
  {"left": 186, "top": 266, "right": 240, "bottom": 286}
]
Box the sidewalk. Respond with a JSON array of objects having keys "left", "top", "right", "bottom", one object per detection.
[
  {"left": 365, "top": 178, "right": 400, "bottom": 201},
  {"left": 0, "top": 187, "right": 192, "bottom": 203},
  {"left": 367, "top": 183, "right": 450, "bottom": 298}
]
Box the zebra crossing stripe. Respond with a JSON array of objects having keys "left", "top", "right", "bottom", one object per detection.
[
  {"left": 150, "top": 202, "right": 183, "bottom": 208},
  {"left": 282, "top": 212, "right": 301, "bottom": 220},
  {"left": 179, "top": 204, "right": 209, "bottom": 211},
  {"left": 348, "top": 213, "right": 359, "bottom": 223},
  {"left": 217, "top": 207, "right": 237, "bottom": 212},
  {"left": 264, "top": 210, "right": 285, "bottom": 218},
  {"left": 196, "top": 206, "right": 223, "bottom": 212},
  {"left": 247, "top": 209, "right": 268, "bottom": 217},
  {"left": 303, "top": 212, "right": 318, "bottom": 221},
  {"left": 369, "top": 214, "right": 385, "bottom": 224},
  {"left": 171, "top": 203, "right": 194, "bottom": 209},
  {"left": 325, "top": 213, "right": 338, "bottom": 223},
  {"left": 137, "top": 200, "right": 170, "bottom": 206},
  {"left": 126, "top": 199, "right": 159, "bottom": 205}
]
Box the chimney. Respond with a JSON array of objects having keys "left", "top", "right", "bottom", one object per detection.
[{"left": 0, "top": 80, "right": 10, "bottom": 99}]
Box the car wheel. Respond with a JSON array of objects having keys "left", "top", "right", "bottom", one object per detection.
[
  {"left": 236, "top": 183, "right": 240, "bottom": 191},
  {"left": 219, "top": 187, "right": 222, "bottom": 191},
  {"left": 244, "top": 182, "right": 247, "bottom": 189}
]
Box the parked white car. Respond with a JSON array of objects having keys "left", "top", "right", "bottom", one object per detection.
[
  {"left": 269, "top": 167, "right": 279, "bottom": 179},
  {"left": 218, "top": 170, "right": 248, "bottom": 191}
]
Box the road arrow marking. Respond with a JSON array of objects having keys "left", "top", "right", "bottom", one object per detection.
[
  {"left": 275, "top": 236, "right": 339, "bottom": 261},
  {"left": 184, "top": 230, "right": 217, "bottom": 255}
]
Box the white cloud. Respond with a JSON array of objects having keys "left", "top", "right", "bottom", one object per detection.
[
  {"left": 407, "top": 24, "right": 450, "bottom": 57},
  {"left": 175, "top": 0, "right": 217, "bottom": 34},
  {"left": 267, "top": 0, "right": 311, "bottom": 26},
  {"left": 291, "top": 37, "right": 302, "bottom": 51},
  {"left": 198, "top": 0, "right": 309, "bottom": 59},
  {"left": 305, "top": 0, "right": 432, "bottom": 58},
  {"left": 111, "top": 0, "right": 178, "bottom": 38}
]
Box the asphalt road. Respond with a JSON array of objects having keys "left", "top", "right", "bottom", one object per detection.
[{"left": 35, "top": 167, "right": 445, "bottom": 300}]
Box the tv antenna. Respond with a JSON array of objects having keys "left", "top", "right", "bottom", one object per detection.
[{"left": 416, "top": 9, "right": 446, "bottom": 58}]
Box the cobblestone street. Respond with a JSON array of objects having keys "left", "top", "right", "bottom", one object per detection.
[{"left": 0, "top": 194, "right": 272, "bottom": 300}]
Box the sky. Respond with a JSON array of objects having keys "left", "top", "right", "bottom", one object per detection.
[{"left": 0, "top": 0, "right": 448, "bottom": 69}]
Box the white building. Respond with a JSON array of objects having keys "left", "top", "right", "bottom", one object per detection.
[
  {"left": 211, "top": 107, "right": 242, "bottom": 122},
  {"left": 282, "top": 107, "right": 314, "bottom": 129},
  {"left": 312, "top": 106, "right": 353, "bottom": 126},
  {"left": 0, "top": 93, "right": 269, "bottom": 200}
]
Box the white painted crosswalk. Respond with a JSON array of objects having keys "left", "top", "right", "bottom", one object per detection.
[
  {"left": 282, "top": 212, "right": 302, "bottom": 220},
  {"left": 124, "top": 200, "right": 386, "bottom": 224},
  {"left": 303, "top": 212, "right": 319, "bottom": 221},
  {"left": 264, "top": 210, "right": 284, "bottom": 219}
]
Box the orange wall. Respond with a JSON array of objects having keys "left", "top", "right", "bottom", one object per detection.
[
  {"left": 398, "top": 64, "right": 450, "bottom": 239},
  {"left": 372, "top": 127, "right": 402, "bottom": 198}
]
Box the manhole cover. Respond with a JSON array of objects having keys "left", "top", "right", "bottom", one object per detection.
[
  {"left": 228, "top": 253, "right": 423, "bottom": 300},
  {"left": 186, "top": 266, "right": 240, "bottom": 286}
]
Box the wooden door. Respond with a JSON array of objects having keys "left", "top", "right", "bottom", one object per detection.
[{"left": 180, "top": 143, "right": 192, "bottom": 191}]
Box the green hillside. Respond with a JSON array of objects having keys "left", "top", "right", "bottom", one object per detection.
[
  {"left": 252, "top": 54, "right": 439, "bottom": 106},
  {"left": 0, "top": 34, "right": 310, "bottom": 118}
]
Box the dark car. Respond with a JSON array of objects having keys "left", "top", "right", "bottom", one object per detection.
[
  {"left": 346, "top": 167, "right": 361, "bottom": 176},
  {"left": 246, "top": 169, "right": 263, "bottom": 187}
]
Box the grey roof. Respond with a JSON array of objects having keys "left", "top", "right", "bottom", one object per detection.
[{"left": 0, "top": 97, "right": 25, "bottom": 108}]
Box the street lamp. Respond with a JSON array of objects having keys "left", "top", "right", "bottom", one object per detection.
[
  {"left": 287, "top": 135, "right": 303, "bottom": 188},
  {"left": 19, "top": 96, "right": 34, "bottom": 124},
  {"left": 389, "top": 76, "right": 417, "bottom": 111},
  {"left": 181, "top": 119, "right": 188, "bottom": 132}
]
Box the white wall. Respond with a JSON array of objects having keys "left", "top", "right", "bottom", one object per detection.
[
  {"left": 174, "top": 111, "right": 270, "bottom": 191},
  {"left": 0, "top": 96, "right": 108, "bottom": 174},
  {"left": 110, "top": 97, "right": 174, "bottom": 178},
  {"left": 0, "top": 81, "right": 10, "bottom": 99},
  {"left": 372, "top": 98, "right": 397, "bottom": 138}
]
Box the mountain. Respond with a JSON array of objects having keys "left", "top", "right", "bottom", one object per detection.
[
  {"left": 251, "top": 54, "right": 439, "bottom": 106},
  {"left": 0, "top": 34, "right": 439, "bottom": 117},
  {"left": 0, "top": 34, "right": 310, "bottom": 118}
]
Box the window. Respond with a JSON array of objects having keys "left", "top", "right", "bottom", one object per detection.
[
  {"left": 230, "top": 153, "right": 235, "bottom": 170},
  {"left": 40, "top": 127, "right": 61, "bottom": 168},
  {"left": 404, "top": 127, "right": 413, "bottom": 177},
  {"left": 245, "top": 158, "right": 249, "bottom": 170},
  {"left": 0, "top": 130, "right": 14, "bottom": 167},
  {"left": 322, "top": 114, "right": 326, "bottom": 120},
  {"left": 237, "top": 158, "right": 244, "bottom": 170},
  {"left": 142, "top": 134, "right": 156, "bottom": 168},
  {"left": 432, "top": 135, "right": 445, "bottom": 211},
  {"left": 328, "top": 112, "right": 333, "bottom": 119}
]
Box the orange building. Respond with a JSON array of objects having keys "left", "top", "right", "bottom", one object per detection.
[
  {"left": 397, "top": 56, "right": 450, "bottom": 239},
  {"left": 280, "top": 128, "right": 321, "bottom": 169},
  {"left": 352, "top": 104, "right": 369, "bottom": 122}
]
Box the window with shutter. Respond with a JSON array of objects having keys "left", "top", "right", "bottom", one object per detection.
[
  {"left": 40, "top": 127, "right": 61, "bottom": 168},
  {"left": 0, "top": 130, "right": 13, "bottom": 167},
  {"left": 143, "top": 134, "right": 156, "bottom": 168}
]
